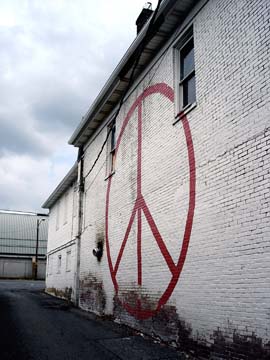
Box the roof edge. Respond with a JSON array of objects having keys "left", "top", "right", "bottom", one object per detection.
[
  {"left": 0, "top": 209, "right": 48, "bottom": 216},
  {"left": 42, "top": 163, "right": 78, "bottom": 209},
  {"left": 68, "top": 0, "right": 176, "bottom": 146}
]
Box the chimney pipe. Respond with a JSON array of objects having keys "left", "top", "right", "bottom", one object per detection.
[{"left": 136, "top": 2, "right": 154, "bottom": 35}]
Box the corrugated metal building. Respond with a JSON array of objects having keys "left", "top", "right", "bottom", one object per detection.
[{"left": 0, "top": 210, "right": 48, "bottom": 279}]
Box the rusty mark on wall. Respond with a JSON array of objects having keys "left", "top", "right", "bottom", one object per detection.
[{"left": 79, "top": 273, "right": 106, "bottom": 315}]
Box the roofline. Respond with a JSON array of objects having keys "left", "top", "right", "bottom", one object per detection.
[
  {"left": 0, "top": 209, "right": 48, "bottom": 216},
  {"left": 68, "top": 0, "right": 178, "bottom": 146},
  {"left": 42, "top": 163, "right": 78, "bottom": 209}
]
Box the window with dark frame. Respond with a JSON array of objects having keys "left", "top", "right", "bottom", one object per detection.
[
  {"left": 107, "top": 119, "right": 116, "bottom": 177},
  {"left": 174, "top": 26, "right": 196, "bottom": 114},
  {"left": 180, "top": 37, "right": 196, "bottom": 109}
]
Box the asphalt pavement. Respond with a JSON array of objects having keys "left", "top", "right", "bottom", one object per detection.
[{"left": 0, "top": 280, "right": 183, "bottom": 360}]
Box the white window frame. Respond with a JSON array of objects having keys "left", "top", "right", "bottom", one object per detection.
[
  {"left": 105, "top": 119, "right": 116, "bottom": 179},
  {"left": 174, "top": 26, "right": 196, "bottom": 118},
  {"left": 63, "top": 192, "right": 68, "bottom": 225},
  {"left": 56, "top": 202, "right": 60, "bottom": 230}
]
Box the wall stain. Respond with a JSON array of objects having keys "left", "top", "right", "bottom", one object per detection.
[
  {"left": 79, "top": 273, "right": 106, "bottom": 315},
  {"left": 46, "top": 287, "right": 72, "bottom": 302},
  {"left": 113, "top": 290, "right": 270, "bottom": 359},
  {"left": 94, "top": 232, "right": 104, "bottom": 262},
  {"left": 113, "top": 290, "right": 179, "bottom": 343}
]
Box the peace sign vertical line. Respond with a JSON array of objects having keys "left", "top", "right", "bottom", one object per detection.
[{"left": 137, "top": 102, "right": 143, "bottom": 287}]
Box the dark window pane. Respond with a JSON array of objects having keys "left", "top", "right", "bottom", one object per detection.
[
  {"left": 111, "top": 150, "right": 116, "bottom": 173},
  {"left": 111, "top": 122, "right": 116, "bottom": 150},
  {"left": 181, "top": 42, "right": 194, "bottom": 79},
  {"left": 183, "top": 75, "right": 196, "bottom": 107}
]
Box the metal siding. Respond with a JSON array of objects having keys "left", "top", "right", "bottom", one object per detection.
[{"left": 0, "top": 212, "right": 48, "bottom": 256}]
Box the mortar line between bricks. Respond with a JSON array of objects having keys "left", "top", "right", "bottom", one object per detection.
[
  {"left": 82, "top": 174, "right": 190, "bottom": 234},
  {"left": 195, "top": 125, "right": 270, "bottom": 171},
  {"left": 82, "top": 125, "right": 270, "bottom": 232}
]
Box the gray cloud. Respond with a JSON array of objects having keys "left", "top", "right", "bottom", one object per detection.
[
  {"left": 0, "top": 118, "right": 49, "bottom": 157},
  {"left": 33, "top": 93, "right": 84, "bottom": 134},
  {"left": 0, "top": 0, "right": 158, "bottom": 212}
]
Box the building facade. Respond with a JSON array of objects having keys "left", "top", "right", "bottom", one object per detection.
[
  {"left": 43, "top": 165, "right": 78, "bottom": 302},
  {"left": 0, "top": 210, "right": 48, "bottom": 279},
  {"left": 43, "top": 0, "right": 270, "bottom": 357}
]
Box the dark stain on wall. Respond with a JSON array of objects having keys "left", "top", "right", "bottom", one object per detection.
[
  {"left": 79, "top": 273, "right": 106, "bottom": 315},
  {"left": 94, "top": 231, "right": 104, "bottom": 262},
  {"left": 210, "top": 330, "right": 270, "bottom": 360},
  {"left": 113, "top": 290, "right": 270, "bottom": 359},
  {"left": 113, "top": 291, "right": 179, "bottom": 343},
  {"left": 46, "top": 287, "right": 72, "bottom": 302}
]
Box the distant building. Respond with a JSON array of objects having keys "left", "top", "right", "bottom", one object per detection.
[
  {"left": 43, "top": 0, "right": 270, "bottom": 358},
  {"left": 42, "top": 164, "right": 78, "bottom": 301},
  {"left": 0, "top": 210, "right": 48, "bottom": 279}
]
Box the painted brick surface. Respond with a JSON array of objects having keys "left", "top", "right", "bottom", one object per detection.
[
  {"left": 49, "top": 0, "right": 270, "bottom": 357},
  {"left": 47, "top": 184, "right": 77, "bottom": 252},
  {"left": 46, "top": 244, "right": 76, "bottom": 301},
  {"left": 46, "top": 184, "right": 78, "bottom": 301}
]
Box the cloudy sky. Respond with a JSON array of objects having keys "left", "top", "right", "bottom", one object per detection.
[{"left": 0, "top": 0, "right": 157, "bottom": 213}]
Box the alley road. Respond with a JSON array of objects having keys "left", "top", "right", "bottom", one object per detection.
[{"left": 0, "top": 280, "right": 182, "bottom": 360}]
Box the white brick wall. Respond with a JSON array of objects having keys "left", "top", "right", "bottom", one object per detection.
[
  {"left": 46, "top": 183, "right": 78, "bottom": 301},
  {"left": 46, "top": 244, "right": 76, "bottom": 301},
  {"left": 47, "top": 184, "right": 77, "bottom": 251},
  {"left": 52, "top": 0, "right": 270, "bottom": 356}
]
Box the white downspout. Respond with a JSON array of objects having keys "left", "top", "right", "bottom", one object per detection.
[{"left": 74, "top": 150, "right": 84, "bottom": 307}]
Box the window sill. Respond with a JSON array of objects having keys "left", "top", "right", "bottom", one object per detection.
[
  {"left": 173, "top": 102, "right": 197, "bottom": 125},
  {"left": 104, "top": 170, "right": 115, "bottom": 181}
]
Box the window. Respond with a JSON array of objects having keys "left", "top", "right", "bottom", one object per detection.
[
  {"left": 66, "top": 250, "right": 71, "bottom": 272},
  {"left": 73, "top": 183, "right": 78, "bottom": 218},
  {"left": 56, "top": 202, "right": 60, "bottom": 230},
  {"left": 175, "top": 27, "right": 196, "bottom": 113},
  {"left": 57, "top": 254, "right": 62, "bottom": 273},
  {"left": 180, "top": 38, "right": 195, "bottom": 107},
  {"left": 63, "top": 192, "right": 68, "bottom": 224},
  {"left": 106, "top": 119, "right": 116, "bottom": 177}
]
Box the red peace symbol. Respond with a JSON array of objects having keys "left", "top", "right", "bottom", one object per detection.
[{"left": 105, "top": 83, "right": 196, "bottom": 320}]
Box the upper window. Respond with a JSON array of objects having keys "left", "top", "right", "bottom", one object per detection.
[
  {"left": 175, "top": 27, "right": 196, "bottom": 114},
  {"left": 56, "top": 202, "right": 60, "bottom": 230},
  {"left": 180, "top": 38, "right": 196, "bottom": 108},
  {"left": 106, "top": 119, "right": 116, "bottom": 177},
  {"left": 63, "top": 192, "right": 68, "bottom": 225}
]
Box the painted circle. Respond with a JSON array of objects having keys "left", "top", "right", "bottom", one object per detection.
[{"left": 105, "top": 83, "right": 196, "bottom": 319}]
